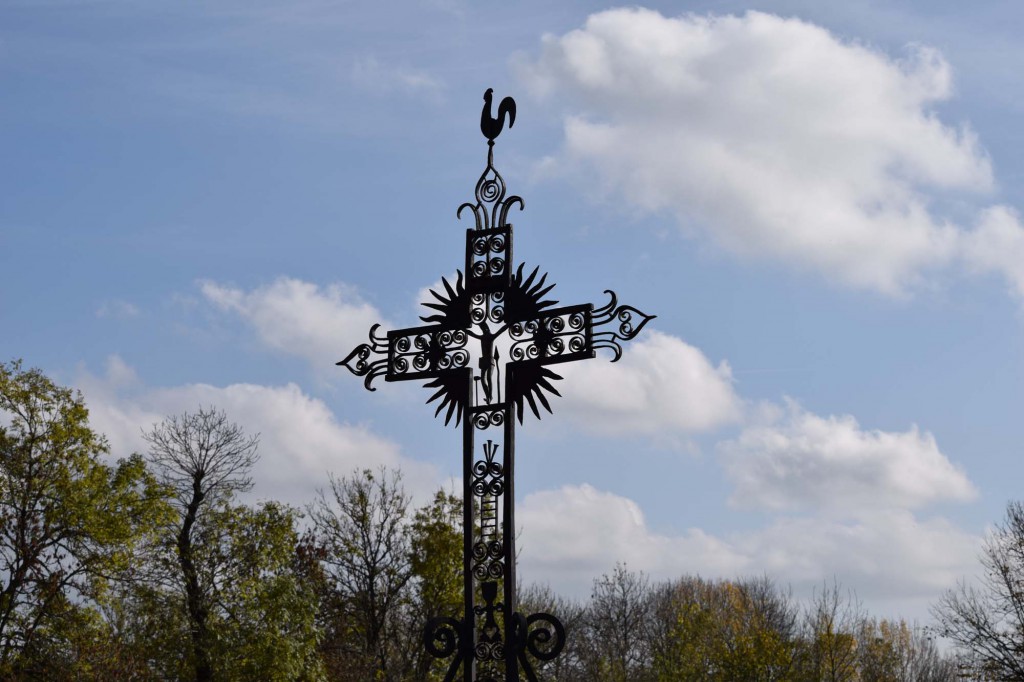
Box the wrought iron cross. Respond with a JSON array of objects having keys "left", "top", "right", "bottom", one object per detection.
[{"left": 339, "top": 89, "right": 654, "bottom": 682}]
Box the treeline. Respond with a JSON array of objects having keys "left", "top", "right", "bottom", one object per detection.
[
  {"left": 0, "top": 361, "right": 1016, "bottom": 680},
  {"left": 520, "top": 568, "right": 957, "bottom": 681}
]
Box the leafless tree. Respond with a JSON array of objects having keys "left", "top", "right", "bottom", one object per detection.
[
  {"left": 856, "top": 618, "right": 958, "bottom": 682},
  {"left": 578, "top": 563, "right": 653, "bottom": 682},
  {"left": 143, "top": 407, "right": 259, "bottom": 682},
  {"left": 518, "top": 582, "right": 587, "bottom": 680},
  {"left": 933, "top": 501, "right": 1024, "bottom": 681},
  {"left": 309, "top": 467, "right": 412, "bottom": 682},
  {"left": 798, "top": 580, "right": 863, "bottom": 682}
]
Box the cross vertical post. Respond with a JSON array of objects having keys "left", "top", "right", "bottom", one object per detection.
[{"left": 339, "top": 89, "right": 655, "bottom": 682}]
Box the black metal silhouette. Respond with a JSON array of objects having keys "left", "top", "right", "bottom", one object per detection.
[
  {"left": 339, "top": 89, "right": 654, "bottom": 682},
  {"left": 481, "top": 88, "right": 516, "bottom": 141}
]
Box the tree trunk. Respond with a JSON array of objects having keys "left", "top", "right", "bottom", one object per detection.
[{"left": 178, "top": 478, "right": 211, "bottom": 682}]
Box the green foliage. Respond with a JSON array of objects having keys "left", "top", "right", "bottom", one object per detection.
[
  {"left": 0, "top": 360, "right": 168, "bottom": 674},
  {"left": 0, "top": 368, "right": 966, "bottom": 680},
  {"left": 647, "top": 576, "right": 798, "bottom": 682},
  {"left": 409, "top": 489, "right": 463, "bottom": 681},
  {"left": 129, "top": 408, "right": 324, "bottom": 682},
  {"left": 410, "top": 489, "right": 462, "bottom": 621},
  {"left": 199, "top": 501, "right": 324, "bottom": 681}
]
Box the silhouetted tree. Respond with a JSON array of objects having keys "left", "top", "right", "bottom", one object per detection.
[
  {"left": 933, "top": 500, "right": 1024, "bottom": 681},
  {"left": 0, "top": 360, "right": 165, "bottom": 678},
  {"left": 310, "top": 467, "right": 413, "bottom": 681}
]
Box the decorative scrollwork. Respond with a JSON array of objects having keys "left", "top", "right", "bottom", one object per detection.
[
  {"left": 472, "top": 406, "right": 505, "bottom": 430},
  {"left": 390, "top": 328, "right": 470, "bottom": 378},
  {"left": 339, "top": 91, "right": 658, "bottom": 682},
  {"left": 472, "top": 557, "right": 506, "bottom": 581},
  {"left": 471, "top": 475, "right": 504, "bottom": 497},
  {"left": 512, "top": 611, "right": 566, "bottom": 667},
  {"left": 423, "top": 616, "right": 463, "bottom": 659},
  {"left": 474, "top": 641, "right": 505, "bottom": 662},
  {"left": 457, "top": 144, "right": 524, "bottom": 231},
  {"left": 468, "top": 227, "right": 512, "bottom": 290},
  {"left": 592, "top": 290, "right": 657, "bottom": 362},
  {"left": 509, "top": 306, "right": 590, "bottom": 364},
  {"left": 472, "top": 580, "right": 506, "bottom": 666},
  {"left": 522, "top": 613, "right": 566, "bottom": 661},
  {"left": 471, "top": 460, "right": 504, "bottom": 495},
  {"left": 337, "top": 323, "right": 389, "bottom": 390}
]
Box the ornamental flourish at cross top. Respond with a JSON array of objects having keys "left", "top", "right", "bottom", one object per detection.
[{"left": 339, "top": 89, "right": 655, "bottom": 682}]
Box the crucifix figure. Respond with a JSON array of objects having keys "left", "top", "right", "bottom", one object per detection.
[{"left": 339, "top": 89, "right": 654, "bottom": 682}]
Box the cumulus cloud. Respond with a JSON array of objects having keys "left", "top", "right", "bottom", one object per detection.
[
  {"left": 517, "top": 483, "right": 979, "bottom": 616},
  {"left": 558, "top": 330, "right": 742, "bottom": 436},
  {"left": 77, "top": 355, "right": 436, "bottom": 506},
  {"left": 718, "top": 399, "right": 976, "bottom": 512},
  {"left": 736, "top": 509, "right": 979, "bottom": 600},
  {"left": 200, "top": 277, "right": 385, "bottom": 370},
  {"left": 963, "top": 205, "right": 1024, "bottom": 298},
  {"left": 519, "top": 484, "right": 749, "bottom": 589},
  {"left": 199, "top": 277, "right": 741, "bottom": 439},
  {"left": 516, "top": 9, "right": 994, "bottom": 295}
]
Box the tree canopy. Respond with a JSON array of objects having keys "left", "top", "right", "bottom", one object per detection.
[{"left": 0, "top": 360, "right": 975, "bottom": 680}]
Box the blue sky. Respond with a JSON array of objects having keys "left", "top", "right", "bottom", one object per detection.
[{"left": 4, "top": 0, "right": 1024, "bottom": 623}]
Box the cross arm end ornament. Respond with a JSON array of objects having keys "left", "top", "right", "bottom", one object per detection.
[
  {"left": 591, "top": 290, "right": 656, "bottom": 362},
  {"left": 336, "top": 323, "right": 388, "bottom": 391}
]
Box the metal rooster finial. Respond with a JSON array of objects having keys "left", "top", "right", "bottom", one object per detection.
[{"left": 480, "top": 88, "right": 516, "bottom": 142}]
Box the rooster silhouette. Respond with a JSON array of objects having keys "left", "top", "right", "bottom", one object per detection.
[{"left": 480, "top": 88, "right": 516, "bottom": 141}]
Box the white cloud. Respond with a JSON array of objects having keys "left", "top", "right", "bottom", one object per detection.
[
  {"left": 963, "top": 204, "right": 1024, "bottom": 299},
  {"left": 200, "top": 277, "right": 385, "bottom": 370},
  {"left": 718, "top": 399, "right": 976, "bottom": 512},
  {"left": 77, "top": 355, "right": 436, "bottom": 507},
  {"left": 519, "top": 484, "right": 748, "bottom": 589},
  {"left": 516, "top": 9, "right": 994, "bottom": 295},
  {"left": 517, "top": 483, "right": 979, "bottom": 619},
  {"left": 558, "top": 330, "right": 742, "bottom": 436},
  {"left": 198, "top": 279, "right": 740, "bottom": 439},
  {"left": 736, "top": 509, "right": 979, "bottom": 601}
]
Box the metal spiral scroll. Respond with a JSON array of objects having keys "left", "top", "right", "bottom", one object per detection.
[
  {"left": 458, "top": 144, "right": 524, "bottom": 231},
  {"left": 509, "top": 312, "right": 587, "bottom": 361},
  {"left": 423, "top": 616, "right": 466, "bottom": 682},
  {"left": 513, "top": 611, "right": 566, "bottom": 682},
  {"left": 592, "top": 290, "right": 657, "bottom": 361},
  {"left": 336, "top": 323, "right": 388, "bottom": 390},
  {"left": 473, "top": 407, "right": 505, "bottom": 430},
  {"left": 339, "top": 88, "right": 658, "bottom": 682},
  {"left": 471, "top": 233, "right": 507, "bottom": 277},
  {"left": 391, "top": 329, "right": 471, "bottom": 376}
]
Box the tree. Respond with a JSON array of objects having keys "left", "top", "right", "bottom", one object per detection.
[
  {"left": 578, "top": 563, "right": 653, "bottom": 682},
  {"left": 796, "top": 581, "right": 862, "bottom": 682},
  {"left": 143, "top": 407, "right": 258, "bottom": 682},
  {"left": 191, "top": 501, "right": 323, "bottom": 681},
  {"left": 408, "top": 488, "right": 463, "bottom": 681},
  {"left": 646, "top": 576, "right": 798, "bottom": 682},
  {"left": 518, "top": 582, "right": 587, "bottom": 682},
  {"left": 933, "top": 500, "right": 1024, "bottom": 680},
  {"left": 0, "top": 360, "right": 166, "bottom": 676},
  {"left": 139, "top": 407, "right": 321, "bottom": 682},
  {"left": 309, "top": 467, "right": 413, "bottom": 681},
  {"left": 856, "top": 618, "right": 957, "bottom": 682}
]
